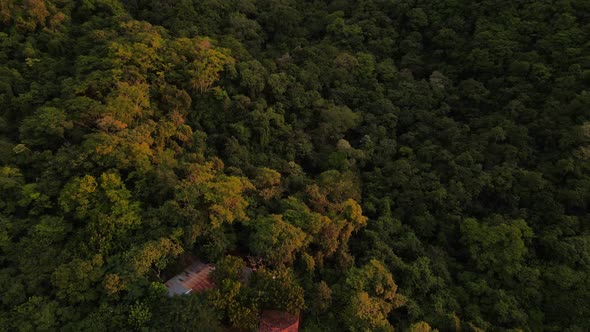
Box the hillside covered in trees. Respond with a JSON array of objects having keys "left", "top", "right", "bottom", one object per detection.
[{"left": 1, "top": 0, "right": 589, "bottom": 331}]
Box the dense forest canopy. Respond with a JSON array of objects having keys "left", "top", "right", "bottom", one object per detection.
[{"left": 1, "top": 0, "right": 589, "bottom": 331}]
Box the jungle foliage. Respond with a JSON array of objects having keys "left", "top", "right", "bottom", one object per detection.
[{"left": 1, "top": 0, "right": 589, "bottom": 331}]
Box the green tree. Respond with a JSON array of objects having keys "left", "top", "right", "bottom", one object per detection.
[
  {"left": 19, "top": 107, "right": 72, "bottom": 149},
  {"left": 460, "top": 218, "right": 533, "bottom": 277},
  {"left": 249, "top": 214, "right": 309, "bottom": 266}
]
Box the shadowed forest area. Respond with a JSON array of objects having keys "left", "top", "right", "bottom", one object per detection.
[{"left": 0, "top": 0, "right": 589, "bottom": 331}]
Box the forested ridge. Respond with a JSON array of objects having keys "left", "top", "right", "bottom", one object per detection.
[{"left": 1, "top": 0, "right": 589, "bottom": 331}]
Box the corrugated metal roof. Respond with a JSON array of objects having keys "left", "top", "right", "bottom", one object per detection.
[{"left": 164, "top": 261, "right": 216, "bottom": 296}]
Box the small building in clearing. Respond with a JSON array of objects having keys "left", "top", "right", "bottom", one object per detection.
[
  {"left": 164, "top": 260, "right": 215, "bottom": 296},
  {"left": 164, "top": 259, "right": 299, "bottom": 332}
]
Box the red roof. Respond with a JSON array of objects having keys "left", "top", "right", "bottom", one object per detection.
[
  {"left": 165, "top": 262, "right": 216, "bottom": 295},
  {"left": 181, "top": 264, "right": 215, "bottom": 292},
  {"left": 259, "top": 310, "right": 299, "bottom": 332}
]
